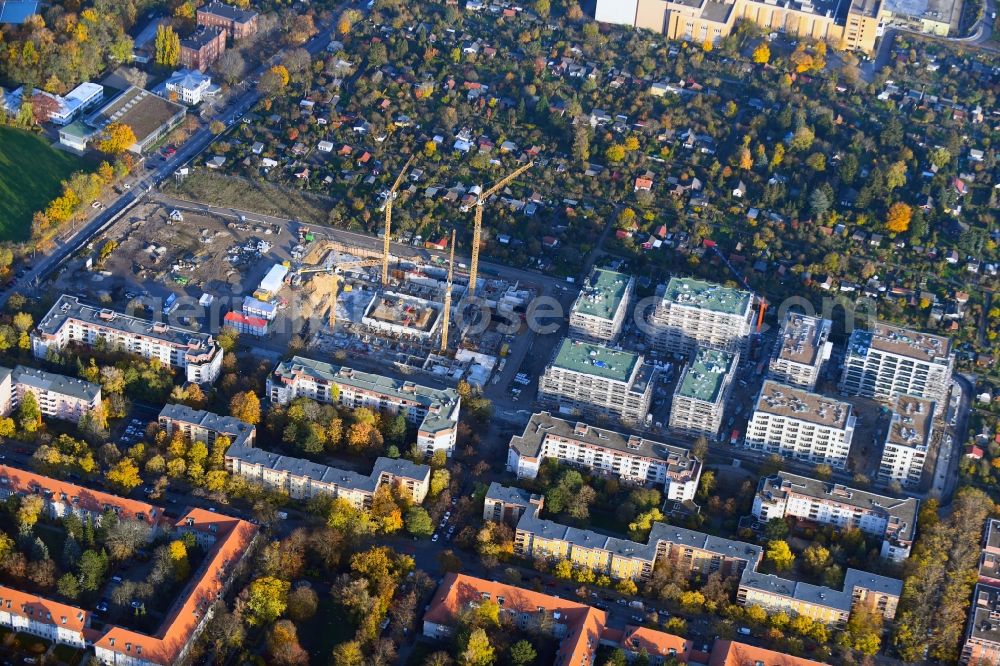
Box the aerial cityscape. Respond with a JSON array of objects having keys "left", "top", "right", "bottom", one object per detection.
[{"left": 0, "top": 0, "right": 997, "bottom": 664}]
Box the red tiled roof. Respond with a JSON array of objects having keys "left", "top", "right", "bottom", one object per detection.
[
  {"left": 224, "top": 311, "right": 267, "bottom": 327},
  {"left": 0, "top": 465, "right": 159, "bottom": 525},
  {"left": 426, "top": 574, "right": 605, "bottom": 666},
  {"left": 709, "top": 640, "right": 829, "bottom": 666},
  {"left": 0, "top": 585, "right": 90, "bottom": 634},
  {"left": 622, "top": 625, "right": 691, "bottom": 659}
]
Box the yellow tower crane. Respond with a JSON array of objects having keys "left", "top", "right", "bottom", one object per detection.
[
  {"left": 381, "top": 154, "right": 415, "bottom": 286},
  {"left": 440, "top": 229, "right": 456, "bottom": 353},
  {"left": 462, "top": 161, "right": 533, "bottom": 300}
]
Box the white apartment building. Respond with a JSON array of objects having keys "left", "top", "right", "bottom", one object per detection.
[
  {"left": 768, "top": 312, "right": 833, "bottom": 391},
  {"left": 753, "top": 472, "right": 919, "bottom": 561},
  {"left": 745, "top": 380, "right": 856, "bottom": 469},
  {"left": 267, "top": 356, "right": 461, "bottom": 455},
  {"left": 839, "top": 322, "right": 954, "bottom": 411},
  {"left": 568, "top": 267, "right": 635, "bottom": 343},
  {"left": 31, "top": 295, "right": 224, "bottom": 384},
  {"left": 537, "top": 338, "right": 658, "bottom": 425},
  {"left": 646, "top": 277, "right": 754, "bottom": 357},
  {"left": 158, "top": 403, "right": 256, "bottom": 448},
  {"left": 225, "top": 447, "right": 430, "bottom": 505},
  {"left": 9, "top": 366, "right": 101, "bottom": 424},
  {"left": 506, "top": 412, "right": 702, "bottom": 502},
  {"left": 669, "top": 347, "right": 738, "bottom": 439},
  {"left": 878, "top": 395, "right": 935, "bottom": 488}
]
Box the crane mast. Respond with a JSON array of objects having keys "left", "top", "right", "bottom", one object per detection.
[
  {"left": 466, "top": 161, "right": 533, "bottom": 300},
  {"left": 381, "top": 155, "right": 415, "bottom": 286},
  {"left": 440, "top": 229, "right": 456, "bottom": 353}
]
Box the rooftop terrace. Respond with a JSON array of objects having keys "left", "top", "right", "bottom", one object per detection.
[
  {"left": 755, "top": 380, "right": 853, "bottom": 429},
  {"left": 662, "top": 277, "right": 752, "bottom": 316},
  {"left": 775, "top": 313, "right": 831, "bottom": 366},
  {"left": 885, "top": 395, "right": 934, "bottom": 450},
  {"left": 551, "top": 338, "right": 640, "bottom": 384},
  {"left": 849, "top": 322, "right": 952, "bottom": 364},
  {"left": 675, "top": 348, "right": 736, "bottom": 403}
]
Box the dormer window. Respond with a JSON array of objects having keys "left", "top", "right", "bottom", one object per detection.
[{"left": 61, "top": 616, "right": 66, "bottom": 624}]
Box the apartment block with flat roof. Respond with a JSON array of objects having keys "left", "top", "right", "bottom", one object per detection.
[
  {"left": 537, "top": 338, "right": 657, "bottom": 425},
  {"left": 267, "top": 356, "right": 461, "bottom": 455},
  {"left": 158, "top": 403, "right": 256, "bottom": 449},
  {"left": 226, "top": 446, "right": 431, "bottom": 505},
  {"left": 669, "top": 347, "right": 738, "bottom": 439},
  {"left": 768, "top": 313, "right": 833, "bottom": 391},
  {"left": 31, "top": 295, "right": 224, "bottom": 384},
  {"left": 753, "top": 472, "right": 918, "bottom": 561},
  {"left": 647, "top": 277, "right": 754, "bottom": 357},
  {"left": 839, "top": 322, "right": 954, "bottom": 412},
  {"left": 745, "top": 380, "right": 856, "bottom": 469},
  {"left": 961, "top": 584, "right": 1000, "bottom": 665},
  {"left": 568, "top": 268, "right": 635, "bottom": 343},
  {"left": 878, "top": 395, "right": 935, "bottom": 488},
  {"left": 483, "top": 482, "right": 543, "bottom": 525},
  {"left": 506, "top": 412, "right": 701, "bottom": 502},
  {"left": 10, "top": 366, "right": 101, "bottom": 424}
]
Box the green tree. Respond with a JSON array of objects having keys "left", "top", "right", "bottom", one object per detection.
[
  {"left": 18, "top": 391, "right": 41, "bottom": 434},
  {"left": 509, "top": 639, "right": 537, "bottom": 666},
  {"left": 459, "top": 627, "right": 495, "bottom": 666},
  {"left": 405, "top": 507, "right": 434, "bottom": 537},
  {"left": 154, "top": 25, "right": 180, "bottom": 68},
  {"left": 245, "top": 576, "right": 290, "bottom": 626},
  {"left": 78, "top": 550, "right": 108, "bottom": 591}
]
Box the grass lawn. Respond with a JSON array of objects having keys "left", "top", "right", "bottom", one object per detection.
[
  {"left": 299, "top": 595, "right": 357, "bottom": 662},
  {"left": 52, "top": 643, "right": 84, "bottom": 665},
  {"left": 0, "top": 126, "right": 86, "bottom": 242}
]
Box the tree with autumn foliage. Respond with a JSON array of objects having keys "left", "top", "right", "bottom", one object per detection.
[
  {"left": 97, "top": 123, "right": 136, "bottom": 155},
  {"left": 886, "top": 202, "right": 912, "bottom": 234},
  {"left": 229, "top": 390, "right": 261, "bottom": 424},
  {"left": 752, "top": 42, "right": 770, "bottom": 64},
  {"left": 154, "top": 25, "right": 180, "bottom": 68}
]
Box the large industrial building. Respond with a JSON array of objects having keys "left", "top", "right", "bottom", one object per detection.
[
  {"left": 593, "top": 0, "right": 961, "bottom": 56},
  {"left": 839, "top": 322, "right": 953, "bottom": 411},
  {"left": 752, "top": 472, "right": 918, "bottom": 561},
  {"left": 669, "top": 347, "right": 738, "bottom": 438},
  {"left": 267, "top": 356, "right": 461, "bottom": 455},
  {"left": 538, "top": 338, "right": 658, "bottom": 425},
  {"left": 647, "top": 277, "right": 754, "bottom": 358},
  {"left": 31, "top": 295, "right": 224, "bottom": 384},
  {"left": 878, "top": 395, "right": 936, "bottom": 488},
  {"left": 768, "top": 312, "right": 833, "bottom": 392},
  {"left": 745, "top": 380, "right": 856, "bottom": 469},
  {"left": 506, "top": 412, "right": 702, "bottom": 502},
  {"left": 568, "top": 267, "right": 635, "bottom": 343}
]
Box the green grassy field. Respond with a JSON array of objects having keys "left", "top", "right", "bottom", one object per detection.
[{"left": 0, "top": 126, "right": 86, "bottom": 242}]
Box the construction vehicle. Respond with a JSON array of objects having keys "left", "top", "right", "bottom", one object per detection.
[
  {"left": 440, "top": 229, "right": 456, "bottom": 353},
  {"left": 461, "top": 161, "right": 533, "bottom": 300},
  {"left": 381, "top": 155, "right": 415, "bottom": 286}
]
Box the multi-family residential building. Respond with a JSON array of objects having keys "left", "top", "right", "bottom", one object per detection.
[
  {"left": 506, "top": 412, "right": 702, "bottom": 502},
  {"left": 424, "top": 573, "right": 695, "bottom": 666},
  {"left": 737, "top": 567, "right": 902, "bottom": 626},
  {"left": 226, "top": 446, "right": 431, "bottom": 505},
  {"left": 979, "top": 520, "right": 1000, "bottom": 585},
  {"left": 7, "top": 366, "right": 101, "bottom": 424},
  {"left": 745, "top": 380, "right": 856, "bottom": 469},
  {"left": 669, "top": 347, "right": 738, "bottom": 438},
  {"left": 197, "top": 1, "right": 259, "bottom": 40},
  {"left": 0, "top": 468, "right": 258, "bottom": 666},
  {"left": 483, "top": 482, "right": 544, "bottom": 526},
  {"left": 158, "top": 403, "right": 256, "bottom": 448},
  {"left": 753, "top": 472, "right": 918, "bottom": 561},
  {"left": 961, "top": 584, "right": 1000, "bottom": 665},
  {"left": 179, "top": 26, "right": 226, "bottom": 71},
  {"left": 31, "top": 295, "right": 224, "bottom": 384},
  {"left": 646, "top": 277, "right": 754, "bottom": 357},
  {"left": 537, "top": 338, "right": 658, "bottom": 425},
  {"left": 839, "top": 322, "right": 954, "bottom": 411},
  {"left": 567, "top": 267, "right": 635, "bottom": 343},
  {"left": 768, "top": 312, "right": 833, "bottom": 391},
  {"left": 878, "top": 395, "right": 935, "bottom": 488},
  {"left": 267, "top": 356, "right": 461, "bottom": 455},
  {"left": 708, "top": 641, "right": 829, "bottom": 666}
]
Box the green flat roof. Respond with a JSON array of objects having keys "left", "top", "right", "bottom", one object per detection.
[
  {"left": 552, "top": 338, "right": 639, "bottom": 383},
  {"left": 676, "top": 348, "right": 735, "bottom": 403},
  {"left": 663, "top": 277, "right": 751, "bottom": 316},
  {"left": 572, "top": 268, "right": 631, "bottom": 321}
]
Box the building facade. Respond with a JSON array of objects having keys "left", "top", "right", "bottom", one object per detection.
[
  {"left": 646, "top": 277, "right": 753, "bottom": 358},
  {"left": 839, "top": 322, "right": 954, "bottom": 411},
  {"left": 9, "top": 366, "right": 101, "bottom": 424},
  {"left": 506, "top": 412, "right": 701, "bottom": 502},
  {"left": 768, "top": 312, "right": 833, "bottom": 391},
  {"left": 878, "top": 395, "right": 935, "bottom": 488},
  {"left": 225, "top": 447, "right": 430, "bottom": 506},
  {"left": 197, "top": 1, "right": 259, "bottom": 40},
  {"left": 745, "top": 380, "right": 856, "bottom": 469},
  {"left": 537, "top": 338, "right": 658, "bottom": 425},
  {"left": 267, "top": 356, "right": 461, "bottom": 455},
  {"left": 32, "top": 295, "right": 224, "bottom": 384},
  {"left": 753, "top": 472, "right": 918, "bottom": 561},
  {"left": 179, "top": 26, "right": 226, "bottom": 71},
  {"left": 568, "top": 267, "right": 635, "bottom": 343},
  {"left": 669, "top": 347, "right": 738, "bottom": 439}
]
